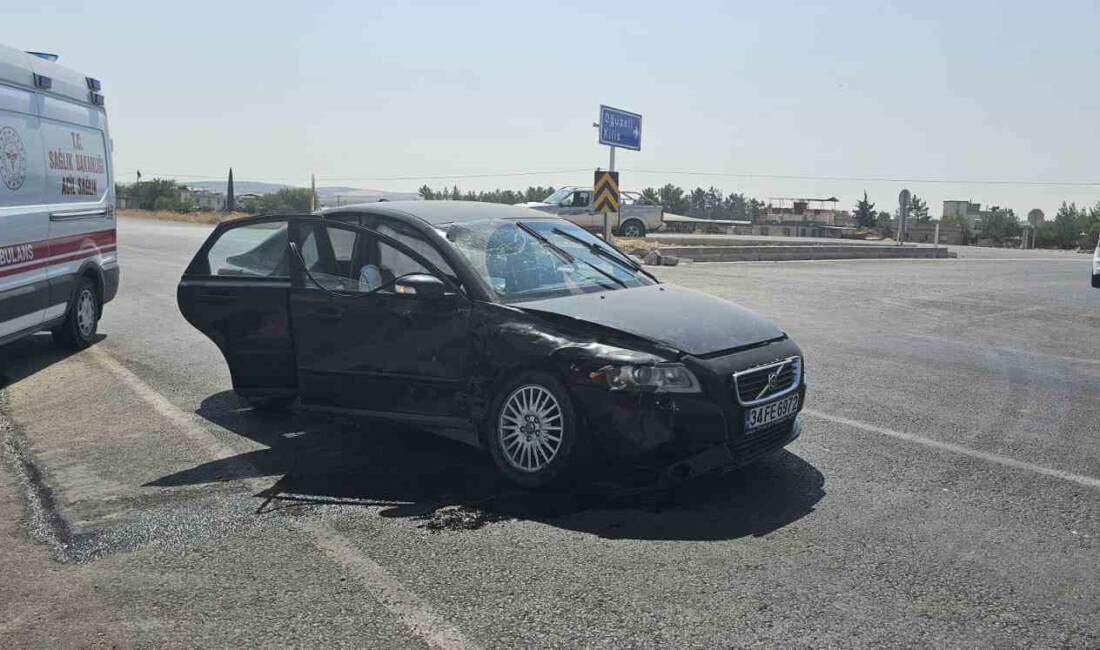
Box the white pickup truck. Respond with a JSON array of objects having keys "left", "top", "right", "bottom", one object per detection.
[{"left": 518, "top": 186, "right": 664, "bottom": 238}]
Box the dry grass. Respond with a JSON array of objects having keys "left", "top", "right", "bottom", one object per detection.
[
  {"left": 118, "top": 208, "right": 250, "bottom": 225},
  {"left": 614, "top": 238, "right": 665, "bottom": 254}
]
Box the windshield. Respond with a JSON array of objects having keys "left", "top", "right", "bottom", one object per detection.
[
  {"left": 444, "top": 219, "right": 654, "bottom": 302},
  {"left": 541, "top": 188, "right": 573, "bottom": 205}
]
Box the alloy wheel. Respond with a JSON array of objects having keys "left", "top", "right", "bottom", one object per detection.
[{"left": 498, "top": 384, "right": 564, "bottom": 473}]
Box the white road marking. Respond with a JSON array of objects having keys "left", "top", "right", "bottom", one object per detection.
[
  {"left": 87, "top": 346, "right": 476, "bottom": 650},
  {"left": 903, "top": 334, "right": 1100, "bottom": 367},
  {"left": 803, "top": 408, "right": 1100, "bottom": 491}
]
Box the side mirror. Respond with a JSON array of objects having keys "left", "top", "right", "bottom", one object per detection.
[{"left": 394, "top": 273, "right": 446, "bottom": 298}]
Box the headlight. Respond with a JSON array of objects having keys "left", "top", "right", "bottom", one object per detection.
[{"left": 599, "top": 363, "right": 701, "bottom": 394}]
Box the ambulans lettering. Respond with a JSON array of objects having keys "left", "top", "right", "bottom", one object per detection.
[{"left": 0, "top": 243, "right": 34, "bottom": 267}]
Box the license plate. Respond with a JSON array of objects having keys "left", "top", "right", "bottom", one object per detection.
[{"left": 744, "top": 393, "right": 800, "bottom": 432}]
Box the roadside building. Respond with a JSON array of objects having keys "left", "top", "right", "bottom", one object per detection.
[
  {"left": 898, "top": 220, "right": 967, "bottom": 245},
  {"left": 943, "top": 199, "right": 1005, "bottom": 230},
  {"left": 763, "top": 197, "right": 853, "bottom": 227},
  {"left": 178, "top": 186, "right": 225, "bottom": 211}
]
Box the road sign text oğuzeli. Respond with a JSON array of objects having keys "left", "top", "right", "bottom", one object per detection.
[
  {"left": 593, "top": 171, "right": 620, "bottom": 213},
  {"left": 598, "top": 105, "right": 642, "bottom": 151}
]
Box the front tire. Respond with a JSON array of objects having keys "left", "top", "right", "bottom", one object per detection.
[
  {"left": 52, "top": 278, "right": 99, "bottom": 350},
  {"left": 1092, "top": 273, "right": 1100, "bottom": 288},
  {"left": 619, "top": 220, "right": 646, "bottom": 238},
  {"left": 486, "top": 371, "right": 588, "bottom": 489}
]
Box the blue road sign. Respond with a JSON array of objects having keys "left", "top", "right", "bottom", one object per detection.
[{"left": 598, "top": 105, "right": 642, "bottom": 151}]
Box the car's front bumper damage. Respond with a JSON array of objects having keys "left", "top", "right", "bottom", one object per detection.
[
  {"left": 659, "top": 415, "right": 802, "bottom": 484},
  {"left": 567, "top": 337, "right": 806, "bottom": 481}
]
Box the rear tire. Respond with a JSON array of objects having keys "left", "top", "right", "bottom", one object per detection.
[
  {"left": 1092, "top": 273, "right": 1100, "bottom": 288},
  {"left": 619, "top": 220, "right": 646, "bottom": 239},
  {"left": 486, "top": 371, "right": 589, "bottom": 489},
  {"left": 52, "top": 278, "right": 99, "bottom": 350}
]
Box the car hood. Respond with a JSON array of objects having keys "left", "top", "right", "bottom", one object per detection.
[{"left": 517, "top": 284, "right": 785, "bottom": 356}]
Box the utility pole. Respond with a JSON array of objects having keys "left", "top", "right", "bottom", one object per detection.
[{"left": 310, "top": 173, "right": 316, "bottom": 212}]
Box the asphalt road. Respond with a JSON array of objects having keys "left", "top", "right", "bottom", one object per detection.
[{"left": 2, "top": 217, "right": 1099, "bottom": 648}]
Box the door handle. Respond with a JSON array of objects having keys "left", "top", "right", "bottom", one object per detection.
[{"left": 315, "top": 306, "right": 345, "bottom": 321}]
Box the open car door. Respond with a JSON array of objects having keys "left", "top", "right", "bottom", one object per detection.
[
  {"left": 287, "top": 218, "right": 476, "bottom": 428},
  {"left": 177, "top": 215, "right": 301, "bottom": 398}
]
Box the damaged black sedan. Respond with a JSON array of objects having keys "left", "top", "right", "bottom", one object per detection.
[{"left": 177, "top": 202, "right": 805, "bottom": 488}]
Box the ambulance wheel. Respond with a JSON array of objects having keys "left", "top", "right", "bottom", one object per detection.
[{"left": 52, "top": 278, "right": 99, "bottom": 350}]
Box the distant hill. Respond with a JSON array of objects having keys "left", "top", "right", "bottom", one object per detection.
[
  {"left": 185, "top": 180, "right": 290, "bottom": 195},
  {"left": 184, "top": 181, "right": 419, "bottom": 205}
]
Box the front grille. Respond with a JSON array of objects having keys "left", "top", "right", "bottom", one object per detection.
[{"left": 733, "top": 356, "right": 801, "bottom": 405}]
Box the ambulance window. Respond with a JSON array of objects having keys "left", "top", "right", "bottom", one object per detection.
[{"left": 205, "top": 221, "right": 290, "bottom": 277}]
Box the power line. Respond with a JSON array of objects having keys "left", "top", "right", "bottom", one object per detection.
[
  {"left": 315, "top": 169, "right": 590, "bottom": 182},
  {"left": 622, "top": 169, "right": 1100, "bottom": 187},
  {"left": 116, "top": 167, "right": 1100, "bottom": 187}
]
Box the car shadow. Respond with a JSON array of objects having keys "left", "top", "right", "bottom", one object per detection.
[
  {"left": 146, "top": 390, "right": 825, "bottom": 542},
  {"left": 0, "top": 332, "right": 107, "bottom": 390}
]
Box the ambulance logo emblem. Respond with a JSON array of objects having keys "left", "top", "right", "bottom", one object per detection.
[{"left": 1, "top": 126, "right": 27, "bottom": 191}]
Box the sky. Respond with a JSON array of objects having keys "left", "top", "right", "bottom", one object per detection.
[{"left": 9, "top": 0, "right": 1100, "bottom": 218}]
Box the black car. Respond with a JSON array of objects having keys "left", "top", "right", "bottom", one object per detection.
[{"left": 177, "top": 202, "right": 805, "bottom": 488}]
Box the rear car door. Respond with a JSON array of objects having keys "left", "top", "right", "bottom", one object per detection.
[
  {"left": 177, "top": 216, "right": 298, "bottom": 397},
  {"left": 289, "top": 219, "right": 475, "bottom": 424}
]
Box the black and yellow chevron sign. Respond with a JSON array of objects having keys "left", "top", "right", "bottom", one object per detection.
[{"left": 593, "top": 170, "right": 620, "bottom": 213}]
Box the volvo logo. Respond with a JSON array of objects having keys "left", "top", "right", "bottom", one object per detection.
[{"left": 755, "top": 360, "right": 789, "bottom": 401}]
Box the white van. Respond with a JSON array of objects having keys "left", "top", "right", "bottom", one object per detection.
[{"left": 0, "top": 44, "right": 117, "bottom": 349}]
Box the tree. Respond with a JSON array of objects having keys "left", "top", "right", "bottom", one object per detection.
[
  {"left": 723, "top": 192, "right": 748, "bottom": 220},
  {"left": 687, "top": 187, "right": 709, "bottom": 218},
  {"left": 1039, "top": 202, "right": 1084, "bottom": 249},
  {"left": 254, "top": 187, "right": 317, "bottom": 214},
  {"left": 656, "top": 184, "right": 689, "bottom": 214},
  {"left": 875, "top": 210, "right": 893, "bottom": 235},
  {"left": 703, "top": 186, "right": 724, "bottom": 219},
  {"left": 747, "top": 198, "right": 765, "bottom": 223},
  {"left": 978, "top": 206, "right": 1020, "bottom": 243},
  {"left": 418, "top": 184, "right": 434, "bottom": 200},
  {"left": 853, "top": 191, "right": 877, "bottom": 228},
  {"left": 119, "top": 178, "right": 179, "bottom": 210},
  {"left": 640, "top": 187, "right": 661, "bottom": 206},
  {"left": 908, "top": 194, "right": 930, "bottom": 222},
  {"left": 225, "top": 168, "right": 235, "bottom": 212}
]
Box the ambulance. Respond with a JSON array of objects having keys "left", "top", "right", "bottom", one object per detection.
[{"left": 0, "top": 44, "right": 116, "bottom": 349}]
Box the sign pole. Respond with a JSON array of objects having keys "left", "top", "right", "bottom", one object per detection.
[{"left": 604, "top": 146, "right": 615, "bottom": 240}]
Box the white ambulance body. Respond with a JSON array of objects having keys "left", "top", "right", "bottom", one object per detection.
[{"left": 0, "top": 44, "right": 117, "bottom": 349}]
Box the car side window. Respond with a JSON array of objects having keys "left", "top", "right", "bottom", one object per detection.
[
  {"left": 296, "top": 222, "right": 364, "bottom": 291},
  {"left": 572, "top": 191, "right": 591, "bottom": 207},
  {"left": 204, "top": 220, "right": 290, "bottom": 277},
  {"left": 374, "top": 222, "right": 461, "bottom": 289}
]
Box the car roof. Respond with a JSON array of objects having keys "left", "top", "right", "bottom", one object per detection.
[{"left": 322, "top": 200, "right": 561, "bottom": 226}]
